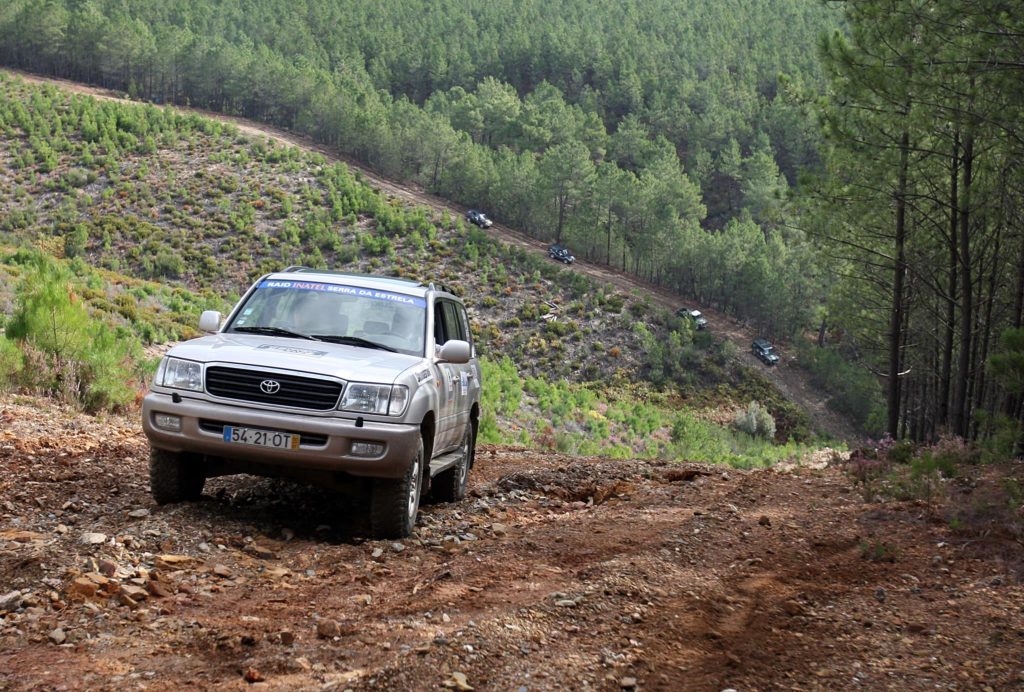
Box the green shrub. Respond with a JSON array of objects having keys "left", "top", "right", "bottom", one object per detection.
[
  {"left": 544, "top": 320, "right": 575, "bottom": 337},
  {"left": 603, "top": 294, "right": 625, "bottom": 313},
  {"left": 2, "top": 253, "right": 144, "bottom": 412},
  {"left": 0, "top": 337, "right": 24, "bottom": 388},
  {"left": 62, "top": 167, "right": 95, "bottom": 188},
  {"left": 63, "top": 224, "right": 89, "bottom": 259},
  {"left": 142, "top": 249, "right": 185, "bottom": 279},
  {"left": 733, "top": 400, "right": 777, "bottom": 439}
]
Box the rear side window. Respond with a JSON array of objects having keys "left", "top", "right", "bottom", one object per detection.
[
  {"left": 434, "top": 299, "right": 470, "bottom": 344},
  {"left": 455, "top": 304, "right": 471, "bottom": 345}
]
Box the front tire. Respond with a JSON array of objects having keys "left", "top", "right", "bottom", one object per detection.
[
  {"left": 370, "top": 437, "right": 424, "bottom": 539},
  {"left": 149, "top": 448, "right": 206, "bottom": 504}
]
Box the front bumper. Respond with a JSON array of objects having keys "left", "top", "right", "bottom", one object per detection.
[{"left": 142, "top": 391, "right": 419, "bottom": 479}]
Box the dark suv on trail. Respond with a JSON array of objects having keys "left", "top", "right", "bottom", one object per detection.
[
  {"left": 466, "top": 209, "right": 492, "bottom": 228},
  {"left": 548, "top": 244, "right": 575, "bottom": 264},
  {"left": 676, "top": 307, "right": 708, "bottom": 330},
  {"left": 142, "top": 269, "right": 482, "bottom": 538},
  {"left": 752, "top": 338, "right": 780, "bottom": 366}
]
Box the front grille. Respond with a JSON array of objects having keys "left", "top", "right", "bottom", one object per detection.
[
  {"left": 199, "top": 419, "right": 328, "bottom": 446},
  {"left": 205, "top": 366, "right": 342, "bottom": 410}
]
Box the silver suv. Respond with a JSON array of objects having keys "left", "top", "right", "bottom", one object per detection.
[{"left": 141, "top": 269, "right": 481, "bottom": 538}]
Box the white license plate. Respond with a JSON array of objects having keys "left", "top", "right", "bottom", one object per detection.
[{"left": 223, "top": 425, "right": 299, "bottom": 450}]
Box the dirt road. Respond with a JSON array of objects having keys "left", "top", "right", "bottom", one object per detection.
[
  {"left": 1, "top": 397, "right": 1021, "bottom": 690},
  {"left": 6, "top": 68, "right": 860, "bottom": 445}
]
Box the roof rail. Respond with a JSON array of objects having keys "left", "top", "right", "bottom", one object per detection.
[{"left": 428, "top": 281, "right": 458, "bottom": 295}]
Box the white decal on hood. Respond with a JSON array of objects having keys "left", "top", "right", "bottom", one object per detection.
[{"left": 256, "top": 344, "right": 328, "bottom": 357}]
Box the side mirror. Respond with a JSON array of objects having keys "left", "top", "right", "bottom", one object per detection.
[
  {"left": 199, "top": 310, "right": 222, "bottom": 333},
  {"left": 437, "top": 339, "right": 471, "bottom": 364}
]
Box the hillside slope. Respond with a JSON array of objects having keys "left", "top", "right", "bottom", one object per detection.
[
  {"left": 5, "top": 68, "right": 860, "bottom": 445},
  {"left": 0, "top": 394, "right": 1020, "bottom": 690}
]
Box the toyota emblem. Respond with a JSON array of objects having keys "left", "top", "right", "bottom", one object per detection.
[{"left": 260, "top": 379, "right": 281, "bottom": 394}]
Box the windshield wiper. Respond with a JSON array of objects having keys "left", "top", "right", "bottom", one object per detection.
[
  {"left": 232, "top": 326, "right": 320, "bottom": 341},
  {"left": 316, "top": 335, "right": 397, "bottom": 352}
]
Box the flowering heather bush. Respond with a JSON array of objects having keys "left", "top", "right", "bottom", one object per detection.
[
  {"left": 924, "top": 434, "right": 977, "bottom": 467},
  {"left": 846, "top": 451, "right": 892, "bottom": 486},
  {"left": 847, "top": 434, "right": 978, "bottom": 504}
]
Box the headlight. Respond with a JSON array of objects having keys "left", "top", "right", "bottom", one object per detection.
[
  {"left": 340, "top": 383, "right": 409, "bottom": 416},
  {"left": 157, "top": 357, "right": 204, "bottom": 392}
]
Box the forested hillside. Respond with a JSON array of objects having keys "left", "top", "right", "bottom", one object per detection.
[
  {"left": 0, "top": 0, "right": 836, "bottom": 339},
  {"left": 0, "top": 0, "right": 1022, "bottom": 453},
  {"left": 0, "top": 74, "right": 819, "bottom": 465}
]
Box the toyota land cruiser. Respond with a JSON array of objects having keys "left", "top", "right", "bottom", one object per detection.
[{"left": 141, "top": 268, "right": 481, "bottom": 538}]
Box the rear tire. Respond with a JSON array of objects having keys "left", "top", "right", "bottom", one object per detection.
[
  {"left": 370, "top": 437, "right": 424, "bottom": 539},
  {"left": 149, "top": 448, "right": 205, "bottom": 504},
  {"left": 432, "top": 424, "right": 474, "bottom": 503}
]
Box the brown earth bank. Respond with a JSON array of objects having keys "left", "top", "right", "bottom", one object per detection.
[{"left": 1, "top": 394, "right": 1022, "bottom": 691}]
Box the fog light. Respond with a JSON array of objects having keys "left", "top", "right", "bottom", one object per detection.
[
  {"left": 350, "top": 441, "right": 385, "bottom": 457},
  {"left": 154, "top": 413, "right": 182, "bottom": 432}
]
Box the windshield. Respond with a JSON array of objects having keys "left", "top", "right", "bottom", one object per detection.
[{"left": 226, "top": 279, "right": 427, "bottom": 356}]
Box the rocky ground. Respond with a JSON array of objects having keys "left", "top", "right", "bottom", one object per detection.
[{"left": 1, "top": 393, "right": 1022, "bottom": 691}]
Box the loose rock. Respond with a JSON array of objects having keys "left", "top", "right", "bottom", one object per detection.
[
  {"left": 443, "top": 671, "right": 474, "bottom": 690},
  {"left": 316, "top": 620, "right": 341, "bottom": 639},
  {"left": 0, "top": 590, "right": 23, "bottom": 611}
]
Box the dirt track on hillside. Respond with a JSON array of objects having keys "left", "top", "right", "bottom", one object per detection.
[
  {"left": 6, "top": 68, "right": 861, "bottom": 446},
  {"left": 1, "top": 396, "right": 1022, "bottom": 690}
]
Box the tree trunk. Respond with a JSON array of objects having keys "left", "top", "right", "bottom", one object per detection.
[
  {"left": 606, "top": 208, "right": 613, "bottom": 266},
  {"left": 971, "top": 226, "right": 1000, "bottom": 440},
  {"left": 952, "top": 126, "right": 974, "bottom": 438},
  {"left": 939, "top": 133, "right": 959, "bottom": 429},
  {"left": 887, "top": 129, "right": 910, "bottom": 438},
  {"left": 555, "top": 192, "right": 567, "bottom": 244},
  {"left": 1014, "top": 235, "right": 1024, "bottom": 330}
]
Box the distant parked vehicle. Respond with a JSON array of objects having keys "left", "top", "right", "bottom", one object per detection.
[
  {"left": 466, "top": 209, "right": 493, "bottom": 228},
  {"left": 548, "top": 243, "right": 575, "bottom": 264},
  {"left": 752, "top": 338, "right": 780, "bottom": 365},
  {"left": 676, "top": 307, "right": 708, "bottom": 330}
]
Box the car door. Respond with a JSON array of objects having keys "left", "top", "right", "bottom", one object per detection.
[
  {"left": 433, "top": 299, "right": 465, "bottom": 452},
  {"left": 433, "top": 299, "right": 475, "bottom": 454},
  {"left": 447, "top": 301, "right": 478, "bottom": 442}
]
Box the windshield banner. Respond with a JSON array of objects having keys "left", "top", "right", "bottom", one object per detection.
[{"left": 259, "top": 280, "right": 426, "bottom": 308}]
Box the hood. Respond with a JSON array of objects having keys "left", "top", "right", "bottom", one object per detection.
[{"left": 166, "top": 333, "right": 420, "bottom": 383}]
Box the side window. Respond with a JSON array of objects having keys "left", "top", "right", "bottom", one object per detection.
[
  {"left": 433, "top": 302, "right": 447, "bottom": 344},
  {"left": 441, "top": 302, "right": 465, "bottom": 342},
  {"left": 456, "top": 304, "right": 472, "bottom": 347}
]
